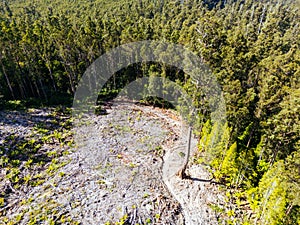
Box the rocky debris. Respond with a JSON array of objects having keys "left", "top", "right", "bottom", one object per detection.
[{"left": 1, "top": 100, "right": 225, "bottom": 224}]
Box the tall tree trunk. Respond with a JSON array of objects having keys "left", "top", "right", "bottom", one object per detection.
[
  {"left": 18, "top": 81, "right": 26, "bottom": 99},
  {"left": 176, "top": 126, "right": 192, "bottom": 179},
  {"left": 34, "top": 80, "right": 41, "bottom": 98},
  {"left": 46, "top": 61, "right": 57, "bottom": 92},
  {"left": 38, "top": 77, "right": 48, "bottom": 101},
  {"left": 62, "top": 63, "right": 75, "bottom": 94},
  {"left": 0, "top": 59, "right": 15, "bottom": 100}
]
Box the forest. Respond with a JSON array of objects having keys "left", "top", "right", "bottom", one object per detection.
[{"left": 0, "top": 0, "right": 299, "bottom": 224}]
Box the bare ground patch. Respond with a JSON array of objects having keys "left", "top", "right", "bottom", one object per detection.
[{"left": 1, "top": 100, "right": 225, "bottom": 224}]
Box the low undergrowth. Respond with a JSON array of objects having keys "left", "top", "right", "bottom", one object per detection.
[{"left": 0, "top": 106, "right": 75, "bottom": 223}]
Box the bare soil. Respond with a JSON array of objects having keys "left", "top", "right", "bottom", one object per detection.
[{"left": 1, "top": 100, "right": 225, "bottom": 224}]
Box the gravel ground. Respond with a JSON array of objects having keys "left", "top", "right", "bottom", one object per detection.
[{"left": 1, "top": 100, "right": 225, "bottom": 224}]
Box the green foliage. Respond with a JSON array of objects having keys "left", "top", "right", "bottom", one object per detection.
[
  {"left": 250, "top": 161, "right": 288, "bottom": 225},
  {"left": 194, "top": 1, "right": 299, "bottom": 223},
  {"left": 0, "top": 0, "right": 299, "bottom": 223},
  {"left": 220, "top": 142, "right": 238, "bottom": 184},
  {"left": 4, "top": 100, "right": 26, "bottom": 110}
]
